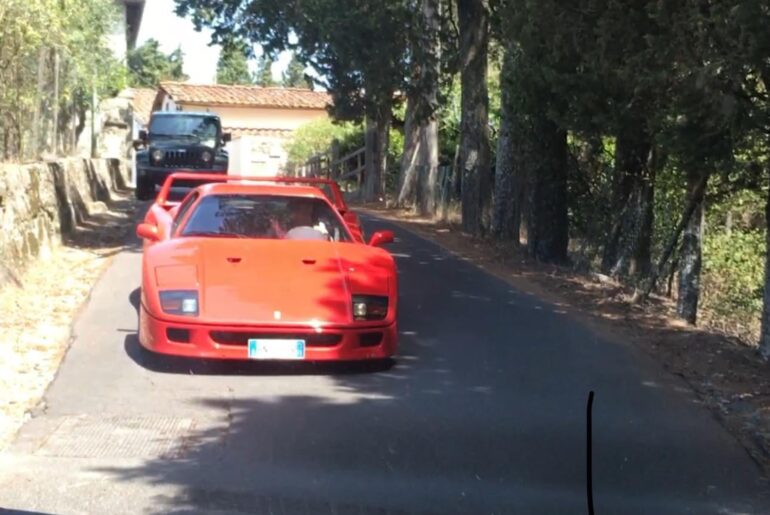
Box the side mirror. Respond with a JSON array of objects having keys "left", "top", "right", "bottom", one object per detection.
[
  {"left": 136, "top": 223, "right": 160, "bottom": 242},
  {"left": 368, "top": 230, "right": 394, "bottom": 247},
  {"left": 222, "top": 132, "right": 232, "bottom": 143},
  {"left": 338, "top": 207, "right": 347, "bottom": 216},
  {"left": 138, "top": 129, "right": 148, "bottom": 141}
]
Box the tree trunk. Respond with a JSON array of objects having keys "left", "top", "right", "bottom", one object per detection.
[
  {"left": 399, "top": 0, "right": 440, "bottom": 214},
  {"left": 676, "top": 168, "right": 708, "bottom": 324},
  {"left": 457, "top": 0, "right": 490, "bottom": 235},
  {"left": 602, "top": 125, "right": 654, "bottom": 277},
  {"left": 526, "top": 117, "right": 568, "bottom": 263},
  {"left": 417, "top": 117, "right": 439, "bottom": 216},
  {"left": 759, "top": 170, "right": 770, "bottom": 357},
  {"left": 363, "top": 107, "right": 391, "bottom": 202},
  {"left": 416, "top": 0, "right": 440, "bottom": 216},
  {"left": 397, "top": 96, "right": 421, "bottom": 207},
  {"left": 491, "top": 48, "right": 516, "bottom": 241}
]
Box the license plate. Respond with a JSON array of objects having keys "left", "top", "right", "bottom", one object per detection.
[{"left": 247, "top": 339, "right": 306, "bottom": 360}]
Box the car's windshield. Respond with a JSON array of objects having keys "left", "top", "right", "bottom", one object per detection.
[
  {"left": 149, "top": 115, "right": 219, "bottom": 147},
  {"left": 180, "top": 194, "right": 351, "bottom": 242}
]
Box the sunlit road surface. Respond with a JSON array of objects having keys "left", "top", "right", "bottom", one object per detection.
[{"left": 0, "top": 213, "right": 768, "bottom": 515}]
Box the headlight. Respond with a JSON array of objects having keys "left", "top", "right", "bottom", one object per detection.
[
  {"left": 159, "top": 290, "right": 198, "bottom": 316},
  {"left": 201, "top": 150, "right": 212, "bottom": 163},
  {"left": 352, "top": 295, "right": 388, "bottom": 321},
  {"left": 151, "top": 149, "right": 163, "bottom": 163}
]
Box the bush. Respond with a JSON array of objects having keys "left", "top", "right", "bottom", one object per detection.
[
  {"left": 702, "top": 229, "right": 765, "bottom": 336},
  {"left": 285, "top": 118, "right": 362, "bottom": 165}
]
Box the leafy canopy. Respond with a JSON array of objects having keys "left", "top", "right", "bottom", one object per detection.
[{"left": 127, "top": 38, "right": 188, "bottom": 88}]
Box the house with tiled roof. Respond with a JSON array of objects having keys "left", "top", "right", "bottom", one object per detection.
[{"left": 151, "top": 82, "right": 331, "bottom": 175}]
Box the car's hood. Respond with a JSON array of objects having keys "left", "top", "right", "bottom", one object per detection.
[{"left": 148, "top": 238, "right": 393, "bottom": 326}]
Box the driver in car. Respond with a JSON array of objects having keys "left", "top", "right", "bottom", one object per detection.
[{"left": 271, "top": 198, "right": 329, "bottom": 239}]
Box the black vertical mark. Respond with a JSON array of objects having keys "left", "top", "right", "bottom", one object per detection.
[{"left": 587, "top": 390, "right": 595, "bottom": 515}]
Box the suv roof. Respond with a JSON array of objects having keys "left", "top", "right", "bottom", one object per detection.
[{"left": 150, "top": 111, "right": 220, "bottom": 118}]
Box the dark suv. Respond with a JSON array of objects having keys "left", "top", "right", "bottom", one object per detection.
[{"left": 133, "top": 112, "right": 231, "bottom": 200}]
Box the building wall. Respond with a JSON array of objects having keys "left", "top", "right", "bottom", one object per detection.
[{"left": 228, "top": 135, "right": 293, "bottom": 177}]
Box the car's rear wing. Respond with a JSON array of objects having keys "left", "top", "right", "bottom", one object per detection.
[{"left": 155, "top": 172, "right": 348, "bottom": 210}]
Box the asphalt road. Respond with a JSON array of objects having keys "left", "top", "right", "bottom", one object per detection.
[{"left": 0, "top": 213, "right": 768, "bottom": 515}]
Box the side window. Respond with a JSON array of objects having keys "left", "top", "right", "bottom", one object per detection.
[{"left": 172, "top": 192, "right": 199, "bottom": 235}]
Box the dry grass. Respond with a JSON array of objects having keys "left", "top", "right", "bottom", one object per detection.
[{"left": 0, "top": 195, "right": 135, "bottom": 449}]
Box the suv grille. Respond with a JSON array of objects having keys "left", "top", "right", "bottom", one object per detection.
[{"left": 161, "top": 150, "right": 202, "bottom": 168}]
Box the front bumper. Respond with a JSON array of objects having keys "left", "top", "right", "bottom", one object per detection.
[{"left": 139, "top": 305, "right": 397, "bottom": 361}]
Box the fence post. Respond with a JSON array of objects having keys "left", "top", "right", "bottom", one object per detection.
[{"left": 330, "top": 139, "right": 340, "bottom": 179}]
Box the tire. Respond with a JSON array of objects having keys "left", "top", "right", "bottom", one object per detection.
[{"left": 135, "top": 176, "right": 154, "bottom": 201}]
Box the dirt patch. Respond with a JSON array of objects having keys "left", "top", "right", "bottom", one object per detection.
[
  {"left": 362, "top": 205, "right": 770, "bottom": 476},
  {"left": 0, "top": 195, "right": 136, "bottom": 449}
]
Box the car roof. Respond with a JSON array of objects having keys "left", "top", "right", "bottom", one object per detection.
[{"left": 195, "top": 182, "right": 331, "bottom": 200}]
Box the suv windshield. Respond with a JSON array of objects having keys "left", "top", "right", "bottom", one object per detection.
[
  {"left": 180, "top": 194, "right": 351, "bottom": 242},
  {"left": 149, "top": 115, "right": 220, "bottom": 147}
]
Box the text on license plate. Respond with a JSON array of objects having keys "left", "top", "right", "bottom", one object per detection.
[{"left": 247, "top": 339, "right": 306, "bottom": 360}]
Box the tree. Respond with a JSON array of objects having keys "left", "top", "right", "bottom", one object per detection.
[
  {"left": 0, "top": 0, "right": 125, "bottom": 159},
  {"left": 396, "top": 0, "right": 441, "bottom": 215},
  {"left": 217, "top": 43, "right": 253, "bottom": 85},
  {"left": 457, "top": 0, "right": 491, "bottom": 235},
  {"left": 255, "top": 54, "right": 275, "bottom": 87},
  {"left": 176, "top": 0, "right": 415, "bottom": 202},
  {"left": 127, "top": 39, "right": 188, "bottom": 87},
  {"left": 282, "top": 53, "right": 311, "bottom": 89}
]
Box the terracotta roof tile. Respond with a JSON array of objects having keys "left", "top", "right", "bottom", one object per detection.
[
  {"left": 159, "top": 82, "right": 331, "bottom": 110},
  {"left": 128, "top": 87, "right": 158, "bottom": 125}
]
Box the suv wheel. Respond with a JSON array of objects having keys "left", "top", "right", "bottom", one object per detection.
[{"left": 135, "top": 176, "right": 154, "bottom": 201}]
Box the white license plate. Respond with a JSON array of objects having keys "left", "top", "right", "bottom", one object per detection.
[{"left": 247, "top": 339, "right": 306, "bottom": 360}]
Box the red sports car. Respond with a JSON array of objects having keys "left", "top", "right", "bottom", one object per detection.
[{"left": 135, "top": 181, "right": 398, "bottom": 361}]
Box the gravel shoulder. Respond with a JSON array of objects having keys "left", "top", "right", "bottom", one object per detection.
[{"left": 0, "top": 195, "right": 137, "bottom": 450}]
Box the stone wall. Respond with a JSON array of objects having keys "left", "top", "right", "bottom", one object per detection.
[{"left": 0, "top": 158, "right": 130, "bottom": 276}]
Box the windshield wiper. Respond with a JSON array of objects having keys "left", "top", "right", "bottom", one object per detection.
[{"left": 182, "top": 231, "right": 245, "bottom": 238}]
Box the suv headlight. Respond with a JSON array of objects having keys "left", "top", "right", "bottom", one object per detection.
[
  {"left": 352, "top": 295, "right": 388, "bottom": 321},
  {"left": 201, "top": 150, "right": 213, "bottom": 163},
  {"left": 151, "top": 149, "right": 163, "bottom": 163},
  {"left": 160, "top": 290, "right": 198, "bottom": 316}
]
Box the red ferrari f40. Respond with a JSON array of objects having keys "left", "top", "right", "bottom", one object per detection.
[{"left": 135, "top": 177, "right": 397, "bottom": 361}]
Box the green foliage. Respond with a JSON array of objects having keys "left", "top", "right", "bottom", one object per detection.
[
  {"left": 254, "top": 54, "right": 275, "bottom": 87},
  {"left": 216, "top": 43, "right": 253, "bottom": 85},
  {"left": 128, "top": 39, "right": 188, "bottom": 88},
  {"left": 0, "top": 0, "right": 125, "bottom": 158},
  {"left": 285, "top": 118, "right": 362, "bottom": 164},
  {"left": 702, "top": 229, "right": 765, "bottom": 324},
  {"left": 282, "top": 53, "right": 311, "bottom": 89},
  {"left": 436, "top": 76, "right": 460, "bottom": 164}
]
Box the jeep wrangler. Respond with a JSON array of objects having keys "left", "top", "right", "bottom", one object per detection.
[{"left": 133, "top": 112, "right": 231, "bottom": 200}]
